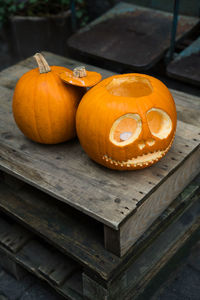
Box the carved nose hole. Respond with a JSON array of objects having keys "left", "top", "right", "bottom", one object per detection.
[
  {"left": 146, "top": 139, "right": 155, "bottom": 146},
  {"left": 138, "top": 140, "right": 145, "bottom": 150}
]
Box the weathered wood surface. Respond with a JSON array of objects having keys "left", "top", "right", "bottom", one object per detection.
[
  {"left": 0, "top": 84, "right": 199, "bottom": 230},
  {"left": 0, "top": 51, "right": 200, "bottom": 257},
  {"left": 68, "top": 2, "right": 199, "bottom": 71},
  {"left": 84, "top": 190, "right": 200, "bottom": 300},
  {"left": 0, "top": 175, "right": 120, "bottom": 281},
  {"left": 118, "top": 145, "right": 200, "bottom": 256},
  {"left": 0, "top": 214, "right": 83, "bottom": 300},
  {"left": 0, "top": 171, "right": 199, "bottom": 283},
  {"left": 171, "top": 89, "right": 200, "bottom": 127},
  {"left": 167, "top": 36, "right": 200, "bottom": 86},
  {"left": 0, "top": 177, "right": 199, "bottom": 300},
  {"left": 0, "top": 217, "right": 32, "bottom": 253}
]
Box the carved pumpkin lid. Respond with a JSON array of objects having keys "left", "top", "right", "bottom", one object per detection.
[{"left": 59, "top": 66, "right": 102, "bottom": 87}]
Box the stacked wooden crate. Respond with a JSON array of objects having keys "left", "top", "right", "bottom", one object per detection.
[{"left": 0, "top": 52, "right": 199, "bottom": 299}]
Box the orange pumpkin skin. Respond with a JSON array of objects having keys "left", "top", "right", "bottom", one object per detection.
[
  {"left": 76, "top": 73, "right": 177, "bottom": 170},
  {"left": 13, "top": 65, "right": 84, "bottom": 144},
  {"left": 59, "top": 66, "right": 102, "bottom": 87}
]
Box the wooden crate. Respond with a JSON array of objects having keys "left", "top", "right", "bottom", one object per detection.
[
  {"left": 0, "top": 173, "right": 199, "bottom": 300},
  {"left": 0, "top": 52, "right": 200, "bottom": 299},
  {"left": 0, "top": 52, "right": 200, "bottom": 259},
  {"left": 0, "top": 211, "right": 83, "bottom": 300}
]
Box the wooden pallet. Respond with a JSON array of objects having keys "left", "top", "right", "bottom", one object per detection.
[
  {"left": 68, "top": 2, "right": 199, "bottom": 71},
  {"left": 0, "top": 52, "right": 200, "bottom": 259},
  {"left": 0, "top": 212, "right": 83, "bottom": 300},
  {"left": 0, "top": 173, "right": 199, "bottom": 300},
  {"left": 0, "top": 52, "right": 200, "bottom": 299}
]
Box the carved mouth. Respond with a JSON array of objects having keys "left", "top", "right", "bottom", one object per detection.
[{"left": 102, "top": 136, "right": 175, "bottom": 168}]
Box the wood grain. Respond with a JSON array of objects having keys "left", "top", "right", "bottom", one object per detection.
[
  {"left": 0, "top": 83, "right": 199, "bottom": 230},
  {"left": 0, "top": 178, "right": 120, "bottom": 281},
  {"left": 84, "top": 194, "right": 200, "bottom": 299},
  {"left": 0, "top": 52, "right": 199, "bottom": 257},
  {"left": 0, "top": 172, "right": 199, "bottom": 283},
  {"left": 0, "top": 214, "right": 83, "bottom": 300},
  {"left": 119, "top": 146, "right": 200, "bottom": 256}
]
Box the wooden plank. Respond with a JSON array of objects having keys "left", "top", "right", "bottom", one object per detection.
[
  {"left": 83, "top": 194, "right": 200, "bottom": 300},
  {"left": 0, "top": 214, "right": 83, "bottom": 300},
  {"left": 0, "top": 179, "right": 120, "bottom": 281},
  {"left": 171, "top": 89, "right": 200, "bottom": 127},
  {"left": 0, "top": 216, "right": 28, "bottom": 280},
  {"left": 0, "top": 119, "right": 199, "bottom": 230},
  {"left": 0, "top": 218, "right": 32, "bottom": 253},
  {"left": 0, "top": 173, "right": 199, "bottom": 282},
  {"left": 68, "top": 2, "right": 199, "bottom": 71},
  {"left": 3, "top": 172, "right": 25, "bottom": 191},
  {"left": 0, "top": 64, "right": 31, "bottom": 90},
  {"left": 118, "top": 146, "right": 200, "bottom": 256},
  {"left": 0, "top": 82, "right": 199, "bottom": 230},
  {"left": 125, "top": 209, "right": 200, "bottom": 300},
  {"left": 38, "top": 255, "right": 78, "bottom": 286},
  {"left": 0, "top": 52, "right": 200, "bottom": 256},
  {"left": 0, "top": 180, "right": 199, "bottom": 299}
]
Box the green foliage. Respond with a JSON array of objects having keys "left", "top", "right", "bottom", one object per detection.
[{"left": 0, "top": 0, "right": 89, "bottom": 28}]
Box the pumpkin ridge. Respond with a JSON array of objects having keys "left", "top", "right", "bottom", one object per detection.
[
  {"left": 44, "top": 73, "right": 54, "bottom": 143},
  {"left": 33, "top": 75, "right": 44, "bottom": 143},
  {"left": 156, "top": 88, "right": 177, "bottom": 120},
  {"left": 20, "top": 73, "right": 41, "bottom": 143}
]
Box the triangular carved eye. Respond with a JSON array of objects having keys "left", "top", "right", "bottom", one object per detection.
[
  {"left": 147, "top": 108, "right": 172, "bottom": 139},
  {"left": 109, "top": 113, "right": 142, "bottom": 146}
]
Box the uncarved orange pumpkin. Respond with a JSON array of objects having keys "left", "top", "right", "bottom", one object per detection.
[
  {"left": 76, "top": 73, "right": 177, "bottom": 170},
  {"left": 12, "top": 53, "right": 85, "bottom": 144}
]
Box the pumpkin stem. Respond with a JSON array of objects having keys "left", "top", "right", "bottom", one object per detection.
[
  {"left": 34, "top": 53, "right": 51, "bottom": 74},
  {"left": 73, "top": 66, "right": 87, "bottom": 78}
]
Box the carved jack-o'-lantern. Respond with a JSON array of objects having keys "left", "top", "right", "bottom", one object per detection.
[{"left": 76, "top": 74, "right": 177, "bottom": 170}]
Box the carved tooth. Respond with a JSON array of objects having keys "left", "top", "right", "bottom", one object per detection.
[
  {"left": 106, "top": 158, "right": 109, "bottom": 162},
  {"left": 110, "top": 161, "right": 113, "bottom": 164},
  {"left": 127, "top": 164, "right": 131, "bottom": 167}
]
